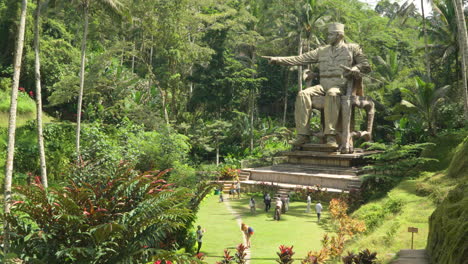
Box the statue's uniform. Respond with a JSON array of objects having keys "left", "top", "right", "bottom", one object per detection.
[{"left": 274, "top": 42, "right": 371, "bottom": 136}]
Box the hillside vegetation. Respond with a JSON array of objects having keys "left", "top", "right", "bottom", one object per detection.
[
  {"left": 427, "top": 136, "right": 468, "bottom": 263},
  {"left": 344, "top": 132, "right": 467, "bottom": 264}
]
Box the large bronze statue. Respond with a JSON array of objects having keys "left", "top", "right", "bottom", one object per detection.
[{"left": 264, "top": 23, "right": 373, "bottom": 152}]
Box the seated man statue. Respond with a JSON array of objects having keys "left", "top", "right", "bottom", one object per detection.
[{"left": 264, "top": 23, "right": 371, "bottom": 147}]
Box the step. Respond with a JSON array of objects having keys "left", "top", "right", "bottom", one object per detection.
[
  {"left": 244, "top": 167, "right": 360, "bottom": 190},
  {"left": 281, "top": 150, "right": 378, "bottom": 167},
  {"left": 245, "top": 164, "right": 363, "bottom": 176},
  {"left": 391, "top": 250, "right": 429, "bottom": 264},
  {"left": 300, "top": 143, "right": 339, "bottom": 152}
]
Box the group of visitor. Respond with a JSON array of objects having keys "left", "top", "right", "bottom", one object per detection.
[{"left": 198, "top": 188, "right": 324, "bottom": 254}]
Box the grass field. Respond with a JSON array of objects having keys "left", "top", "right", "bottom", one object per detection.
[{"left": 196, "top": 195, "right": 330, "bottom": 264}]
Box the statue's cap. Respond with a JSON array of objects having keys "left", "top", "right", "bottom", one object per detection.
[{"left": 328, "top": 23, "right": 344, "bottom": 33}]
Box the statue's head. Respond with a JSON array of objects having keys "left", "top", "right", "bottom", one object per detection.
[{"left": 327, "top": 23, "right": 345, "bottom": 45}]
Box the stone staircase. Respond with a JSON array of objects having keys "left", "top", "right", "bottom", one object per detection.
[
  {"left": 276, "top": 188, "right": 291, "bottom": 198},
  {"left": 238, "top": 171, "right": 251, "bottom": 181},
  {"left": 241, "top": 143, "right": 376, "bottom": 192},
  {"left": 390, "top": 250, "right": 429, "bottom": 264}
]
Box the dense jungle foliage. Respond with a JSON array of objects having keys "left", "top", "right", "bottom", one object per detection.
[{"left": 0, "top": 0, "right": 467, "bottom": 262}]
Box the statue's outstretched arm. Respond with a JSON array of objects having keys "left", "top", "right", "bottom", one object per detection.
[{"left": 262, "top": 48, "right": 319, "bottom": 66}]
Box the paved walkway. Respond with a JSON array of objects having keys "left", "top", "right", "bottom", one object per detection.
[
  {"left": 390, "top": 249, "right": 429, "bottom": 264},
  {"left": 224, "top": 198, "right": 251, "bottom": 264}
]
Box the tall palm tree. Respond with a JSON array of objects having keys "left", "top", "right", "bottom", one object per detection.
[
  {"left": 34, "top": 0, "right": 48, "bottom": 188},
  {"left": 75, "top": 0, "right": 122, "bottom": 160},
  {"left": 421, "top": 0, "right": 432, "bottom": 79},
  {"left": 452, "top": 0, "right": 468, "bottom": 117},
  {"left": 373, "top": 50, "right": 402, "bottom": 83},
  {"left": 4, "top": 0, "right": 28, "bottom": 252},
  {"left": 400, "top": 77, "right": 450, "bottom": 134},
  {"left": 427, "top": 0, "right": 459, "bottom": 83}
]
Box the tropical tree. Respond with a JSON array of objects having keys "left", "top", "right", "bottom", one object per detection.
[
  {"left": 4, "top": 0, "right": 28, "bottom": 253},
  {"left": 427, "top": 0, "right": 459, "bottom": 84},
  {"left": 400, "top": 77, "right": 450, "bottom": 134},
  {"left": 33, "top": 0, "right": 48, "bottom": 188},
  {"left": 206, "top": 120, "right": 232, "bottom": 166},
  {"left": 75, "top": 0, "right": 122, "bottom": 159},
  {"left": 451, "top": 0, "right": 468, "bottom": 118},
  {"left": 373, "top": 50, "right": 402, "bottom": 83},
  {"left": 421, "top": 0, "right": 433, "bottom": 79}
]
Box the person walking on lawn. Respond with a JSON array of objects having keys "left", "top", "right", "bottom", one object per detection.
[
  {"left": 235, "top": 180, "right": 241, "bottom": 199},
  {"left": 196, "top": 225, "right": 205, "bottom": 254},
  {"left": 315, "top": 201, "right": 323, "bottom": 223},
  {"left": 306, "top": 194, "right": 311, "bottom": 213},
  {"left": 264, "top": 193, "right": 271, "bottom": 212},
  {"left": 249, "top": 197, "right": 256, "bottom": 213},
  {"left": 274, "top": 196, "right": 283, "bottom": 221}
]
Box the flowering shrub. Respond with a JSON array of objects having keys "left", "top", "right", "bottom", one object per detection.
[
  {"left": 219, "top": 166, "right": 239, "bottom": 180},
  {"left": 8, "top": 164, "right": 197, "bottom": 263},
  {"left": 277, "top": 245, "right": 295, "bottom": 264},
  {"left": 342, "top": 249, "right": 378, "bottom": 264},
  {"left": 302, "top": 199, "right": 366, "bottom": 263},
  {"left": 235, "top": 243, "right": 248, "bottom": 264},
  {"left": 217, "top": 249, "right": 234, "bottom": 264}
]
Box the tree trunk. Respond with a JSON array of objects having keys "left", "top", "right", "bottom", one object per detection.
[
  {"left": 250, "top": 87, "right": 254, "bottom": 152},
  {"left": 76, "top": 6, "right": 89, "bottom": 160},
  {"left": 216, "top": 139, "right": 220, "bottom": 166},
  {"left": 298, "top": 34, "right": 303, "bottom": 91},
  {"left": 34, "top": 0, "right": 48, "bottom": 188},
  {"left": 453, "top": 0, "right": 468, "bottom": 118},
  {"left": 421, "top": 0, "right": 431, "bottom": 79},
  {"left": 4, "top": 0, "right": 28, "bottom": 252},
  {"left": 282, "top": 69, "right": 290, "bottom": 126}
]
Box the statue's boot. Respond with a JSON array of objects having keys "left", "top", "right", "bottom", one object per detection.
[{"left": 291, "top": 134, "right": 310, "bottom": 147}]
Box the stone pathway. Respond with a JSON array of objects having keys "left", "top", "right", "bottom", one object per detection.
[
  {"left": 390, "top": 249, "right": 429, "bottom": 264},
  {"left": 224, "top": 198, "right": 251, "bottom": 264}
]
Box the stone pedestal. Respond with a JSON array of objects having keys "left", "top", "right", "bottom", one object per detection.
[{"left": 241, "top": 144, "right": 376, "bottom": 192}]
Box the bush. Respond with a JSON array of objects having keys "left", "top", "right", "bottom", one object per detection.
[
  {"left": 7, "top": 164, "right": 198, "bottom": 263},
  {"left": 10, "top": 119, "right": 193, "bottom": 184},
  {"left": 355, "top": 204, "right": 386, "bottom": 232},
  {"left": 383, "top": 197, "right": 403, "bottom": 214},
  {"left": 219, "top": 166, "right": 239, "bottom": 180}
]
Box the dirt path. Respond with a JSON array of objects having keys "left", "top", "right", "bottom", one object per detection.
[{"left": 224, "top": 198, "right": 251, "bottom": 264}]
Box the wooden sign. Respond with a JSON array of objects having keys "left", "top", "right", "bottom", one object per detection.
[{"left": 408, "top": 227, "right": 418, "bottom": 249}]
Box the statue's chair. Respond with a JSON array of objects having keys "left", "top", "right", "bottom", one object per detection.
[{"left": 303, "top": 70, "right": 375, "bottom": 154}]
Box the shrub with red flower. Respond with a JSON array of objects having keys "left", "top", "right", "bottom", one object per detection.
[
  {"left": 7, "top": 165, "right": 194, "bottom": 263},
  {"left": 277, "top": 245, "right": 295, "bottom": 264},
  {"left": 235, "top": 243, "right": 247, "bottom": 264},
  {"left": 216, "top": 249, "right": 234, "bottom": 264},
  {"left": 154, "top": 261, "right": 173, "bottom": 264}
]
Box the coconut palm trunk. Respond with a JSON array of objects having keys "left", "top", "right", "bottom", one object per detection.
[
  {"left": 452, "top": 0, "right": 468, "bottom": 118},
  {"left": 421, "top": 0, "right": 431, "bottom": 79},
  {"left": 76, "top": 5, "right": 89, "bottom": 160},
  {"left": 4, "top": 0, "right": 28, "bottom": 252},
  {"left": 34, "top": 0, "right": 48, "bottom": 188}
]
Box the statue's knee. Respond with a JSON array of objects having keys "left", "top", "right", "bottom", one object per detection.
[{"left": 326, "top": 88, "right": 341, "bottom": 97}]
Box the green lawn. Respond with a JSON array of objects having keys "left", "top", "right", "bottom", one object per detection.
[{"left": 196, "top": 195, "right": 330, "bottom": 263}]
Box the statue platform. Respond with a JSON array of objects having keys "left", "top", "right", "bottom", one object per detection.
[{"left": 240, "top": 144, "right": 376, "bottom": 192}]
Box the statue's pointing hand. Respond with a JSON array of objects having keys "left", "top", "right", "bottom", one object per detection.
[{"left": 261, "top": 56, "right": 278, "bottom": 65}]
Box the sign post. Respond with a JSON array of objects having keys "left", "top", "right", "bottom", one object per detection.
[{"left": 408, "top": 227, "right": 419, "bottom": 249}]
